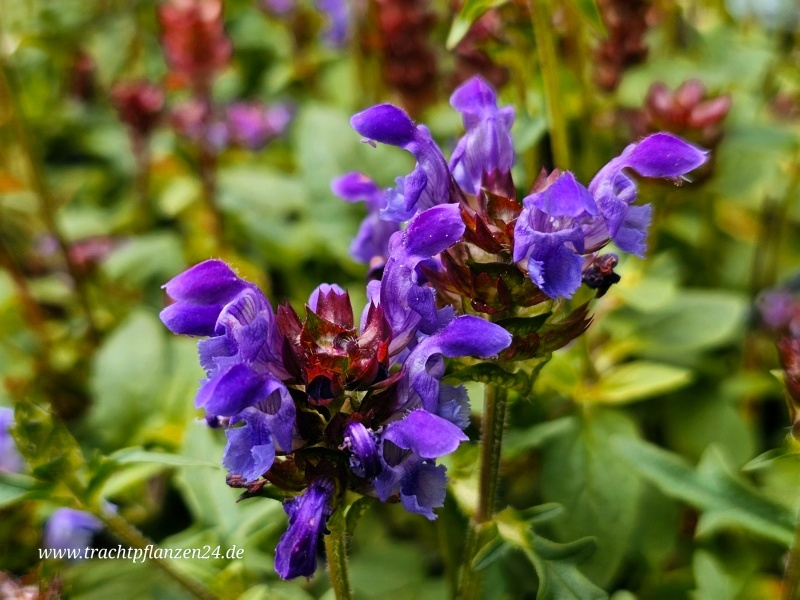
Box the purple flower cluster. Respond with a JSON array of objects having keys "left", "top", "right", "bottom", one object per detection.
[
  {"left": 341, "top": 75, "right": 707, "bottom": 301},
  {"left": 171, "top": 100, "right": 293, "bottom": 154},
  {"left": 160, "top": 258, "right": 510, "bottom": 578},
  {"left": 161, "top": 75, "right": 706, "bottom": 581}
]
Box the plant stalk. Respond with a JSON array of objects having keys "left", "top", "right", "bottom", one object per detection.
[
  {"left": 0, "top": 58, "right": 99, "bottom": 341},
  {"left": 529, "top": 0, "right": 570, "bottom": 169},
  {"left": 98, "top": 510, "right": 219, "bottom": 600},
  {"left": 783, "top": 504, "right": 800, "bottom": 600},
  {"left": 457, "top": 383, "right": 508, "bottom": 599},
  {"left": 325, "top": 524, "right": 353, "bottom": 600}
]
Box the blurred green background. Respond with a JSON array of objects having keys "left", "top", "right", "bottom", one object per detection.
[{"left": 2, "top": 0, "right": 800, "bottom": 598}]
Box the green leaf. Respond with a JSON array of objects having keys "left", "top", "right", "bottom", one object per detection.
[
  {"left": 565, "top": 0, "right": 605, "bottom": 35},
  {"left": 614, "top": 438, "right": 795, "bottom": 546},
  {"left": 540, "top": 410, "right": 643, "bottom": 586},
  {"left": 495, "top": 508, "right": 608, "bottom": 600},
  {"left": 109, "top": 448, "right": 220, "bottom": 468},
  {"left": 496, "top": 313, "right": 552, "bottom": 337},
  {"left": 691, "top": 550, "right": 749, "bottom": 600},
  {"left": 0, "top": 472, "right": 46, "bottom": 508},
  {"left": 450, "top": 363, "right": 530, "bottom": 393},
  {"left": 446, "top": 0, "right": 510, "bottom": 49},
  {"left": 345, "top": 496, "right": 373, "bottom": 537},
  {"left": 472, "top": 534, "right": 509, "bottom": 571},
  {"left": 87, "top": 311, "right": 168, "bottom": 450},
  {"left": 632, "top": 291, "right": 747, "bottom": 356},
  {"left": 577, "top": 361, "right": 693, "bottom": 405},
  {"left": 102, "top": 232, "right": 186, "bottom": 287}
]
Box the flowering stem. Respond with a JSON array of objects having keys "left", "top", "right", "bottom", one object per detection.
[
  {"left": 97, "top": 510, "right": 218, "bottom": 600},
  {"left": 0, "top": 235, "right": 49, "bottom": 349},
  {"left": 457, "top": 383, "right": 508, "bottom": 599},
  {"left": 0, "top": 57, "right": 99, "bottom": 342},
  {"left": 529, "top": 0, "right": 571, "bottom": 169},
  {"left": 325, "top": 523, "right": 353, "bottom": 600},
  {"left": 476, "top": 383, "right": 508, "bottom": 523},
  {"left": 783, "top": 504, "right": 800, "bottom": 600},
  {"left": 131, "top": 133, "right": 153, "bottom": 230},
  {"left": 197, "top": 142, "right": 225, "bottom": 250}
]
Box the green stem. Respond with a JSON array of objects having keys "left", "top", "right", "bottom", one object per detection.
[
  {"left": 457, "top": 384, "right": 508, "bottom": 599},
  {"left": 325, "top": 524, "right": 353, "bottom": 600},
  {"left": 0, "top": 57, "right": 99, "bottom": 342},
  {"left": 476, "top": 384, "right": 508, "bottom": 523},
  {"left": 783, "top": 503, "right": 800, "bottom": 600},
  {"left": 529, "top": 0, "right": 570, "bottom": 169},
  {"left": 98, "top": 510, "right": 218, "bottom": 600}
]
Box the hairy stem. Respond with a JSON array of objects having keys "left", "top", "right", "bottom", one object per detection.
[
  {"left": 457, "top": 383, "right": 508, "bottom": 599},
  {"left": 529, "top": 0, "right": 570, "bottom": 169},
  {"left": 325, "top": 524, "right": 353, "bottom": 600},
  {"left": 98, "top": 510, "right": 218, "bottom": 600}
]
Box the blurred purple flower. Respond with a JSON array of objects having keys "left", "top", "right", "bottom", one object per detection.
[
  {"left": 332, "top": 172, "right": 400, "bottom": 264},
  {"left": 226, "top": 101, "right": 293, "bottom": 150},
  {"left": 316, "top": 0, "right": 351, "bottom": 48},
  {"left": 43, "top": 509, "right": 102, "bottom": 556},
  {"left": 0, "top": 408, "right": 24, "bottom": 474}
]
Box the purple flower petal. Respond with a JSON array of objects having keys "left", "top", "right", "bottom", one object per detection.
[
  {"left": 383, "top": 409, "right": 468, "bottom": 459},
  {"left": 351, "top": 105, "right": 453, "bottom": 219},
  {"left": 0, "top": 408, "right": 23, "bottom": 473},
  {"left": 196, "top": 363, "right": 265, "bottom": 416},
  {"left": 399, "top": 461, "right": 447, "bottom": 520},
  {"left": 343, "top": 422, "right": 382, "bottom": 478},
  {"left": 275, "top": 477, "right": 335, "bottom": 579},
  {"left": 44, "top": 509, "right": 103, "bottom": 555},
  {"left": 406, "top": 316, "right": 511, "bottom": 411},
  {"left": 528, "top": 172, "right": 597, "bottom": 219},
  {"left": 588, "top": 133, "right": 706, "bottom": 249},
  {"left": 523, "top": 228, "right": 585, "bottom": 299},
  {"left": 449, "top": 76, "right": 515, "bottom": 194},
  {"left": 222, "top": 407, "right": 276, "bottom": 483},
  {"left": 163, "top": 260, "right": 249, "bottom": 304},
  {"left": 254, "top": 377, "right": 296, "bottom": 452}
]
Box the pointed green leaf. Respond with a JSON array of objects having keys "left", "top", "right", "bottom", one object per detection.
[
  {"left": 614, "top": 438, "right": 794, "bottom": 546},
  {"left": 446, "top": 0, "right": 510, "bottom": 49},
  {"left": 577, "top": 361, "right": 693, "bottom": 405},
  {"left": 495, "top": 508, "right": 607, "bottom": 599},
  {"left": 540, "top": 410, "right": 643, "bottom": 586}
]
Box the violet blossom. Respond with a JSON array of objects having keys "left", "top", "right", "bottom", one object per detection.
[{"left": 160, "top": 258, "right": 511, "bottom": 578}]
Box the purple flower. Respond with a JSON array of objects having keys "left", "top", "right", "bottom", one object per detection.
[
  {"left": 161, "top": 260, "right": 295, "bottom": 469},
  {"left": 513, "top": 171, "right": 598, "bottom": 299},
  {"left": 373, "top": 410, "right": 467, "bottom": 520},
  {"left": 0, "top": 408, "right": 24, "bottom": 473},
  {"left": 379, "top": 204, "right": 465, "bottom": 353},
  {"left": 316, "top": 0, "right": 350, "bottom": 48},
  {"left": 588, "top": 133, "right": 707, "bottom": 256},
  {"left": 341, "top": 421, "right": 383, "bottom": 478},
  {"left": 332, "top": 172, "right": 400, "bottom": 264},
  {"left": 405, "top": 315, "right": 512, "bottom": 412},
  {"left": 275, "top": 477, "right": 335, "bottom": 579},
  {"left": 43, "top": 509, "right": 102, "bottom": 556},
  {"left": 513, "top": 134, "right": 707, "bottom": 299},
  {"left": 226, "top": 101, "right": 292, "bottom": 151},
  {"left": 258, "top": 0, "right": 295, "bottom": 15},
  {"left": 351, "top": 105, "right": 455, "bottom": 221},
  {"left": 221, "top": 380, "right": 295, "bottom": 483},
  {"left": 449, "top": 76, "right": 515, "bottom": 195}
]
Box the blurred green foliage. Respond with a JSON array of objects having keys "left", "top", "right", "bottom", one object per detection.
[{"left": 1, "top": 0, "right": 800, "bottom": 598}]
